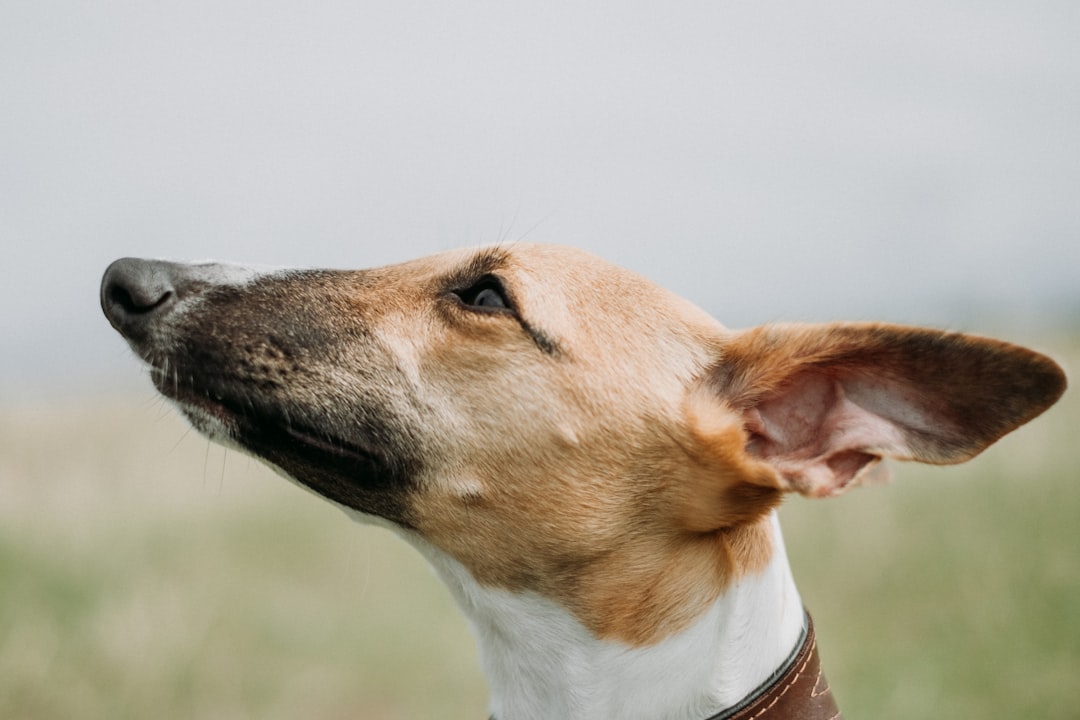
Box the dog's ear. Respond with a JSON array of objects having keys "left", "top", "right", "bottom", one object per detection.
[{"left": 679, "top": 323, "right": 1065, "bottom": 525}]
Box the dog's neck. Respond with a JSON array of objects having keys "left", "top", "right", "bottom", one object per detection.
[{"left": 393, "top": 512, "right": 804, "bottom": 720}]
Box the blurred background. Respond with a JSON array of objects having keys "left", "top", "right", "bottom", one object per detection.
[{"left": 2, "top": 1, "right": 1077, "bottom": 718}]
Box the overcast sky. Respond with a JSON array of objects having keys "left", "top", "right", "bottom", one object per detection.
[{"left": 2, "top": 0, "right": 1078, "bottom": 403}]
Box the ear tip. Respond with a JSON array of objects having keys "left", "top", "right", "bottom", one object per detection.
[
  {"left": 1042, "top": 354, "right": 1068, "bottom": 400},
  {"left": 949, "top": 347, "right": 1067, "bottom": 457},
  {"left": 1020, "top": 349, "right": 1068, "bottom": 417}
]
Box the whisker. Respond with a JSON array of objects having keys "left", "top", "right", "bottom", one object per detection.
[
  {"left": 218, "top": 447, "right": 228, "bottom": 496},
  {"left": 202, "top": 438, "right": 212, "bottom": 490},
  {"left": 166, "top": 424, "right": 195, "bottom": 456}
]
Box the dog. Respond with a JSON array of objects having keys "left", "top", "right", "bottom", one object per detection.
[{"left": 101, "top": 244, "right": 1065, "bottom": 720}]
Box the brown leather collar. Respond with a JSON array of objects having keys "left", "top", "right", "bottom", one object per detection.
[
  {"left": 706, "top": 612, "right": 841, "bottom": 720},
  {"left": 490, "top": 611, "right": 841, "bottom": 720}
]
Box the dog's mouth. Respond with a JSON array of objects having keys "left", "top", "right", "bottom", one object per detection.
[
  {"left": 279, "top": 423, "right": 377, "bottom": 465},
  {"left": 149, "top": 364, "right": 410, "bottom": 520},
  {"left": 152, "top": 367, "right": 377, "bottom": 461}
]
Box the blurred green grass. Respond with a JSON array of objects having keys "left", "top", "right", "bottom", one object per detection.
[{"left": 1, "top": 338, "right": 1076, "bottom": 719}]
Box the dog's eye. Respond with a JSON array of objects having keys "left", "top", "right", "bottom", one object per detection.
[
  {"left": 471, "top": 288, "right": 506, "bottom": 308},
  {"left": 454, "top": 276, "right": 511, "bottom": 311}
]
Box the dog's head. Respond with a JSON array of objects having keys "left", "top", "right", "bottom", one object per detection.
[{"left": 102, "top": 244, "right": 1066, "bottom": 643}]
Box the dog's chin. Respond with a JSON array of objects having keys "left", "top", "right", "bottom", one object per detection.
[
  {"left": 152, "top": 372, "right": 244, "bottom": 445},
  {"left": 177, "top": 402, "right": 244, "bottom": 448}
]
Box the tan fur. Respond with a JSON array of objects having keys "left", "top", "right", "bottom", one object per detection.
[
  {"left": 345, "top": 247, "right": 1062, "bottom": 644},
  {"left": 393, "top": 246, "right": 773, "bottom": 644}
]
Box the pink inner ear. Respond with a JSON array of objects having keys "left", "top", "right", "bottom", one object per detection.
[{"left": 744, "top": 371, "right": 930, "bottom": 497}]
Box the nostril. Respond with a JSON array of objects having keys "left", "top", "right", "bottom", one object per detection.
[{"left": 107, "top": 279, "right": 173, "bottom": 315}]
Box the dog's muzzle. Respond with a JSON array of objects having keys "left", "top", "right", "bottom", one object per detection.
[{"left": 100, "top": 257, "right": 420, "bottom": 523}]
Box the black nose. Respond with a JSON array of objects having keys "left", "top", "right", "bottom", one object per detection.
[{"left": 101, "top": 258, "right": 180, "bottom": 339}]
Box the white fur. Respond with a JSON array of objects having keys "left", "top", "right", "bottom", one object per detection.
[
  {"left": 368, "top": 512, "right": 804, "bottom": 720},
  {"left": 166, "top": 260, "right": 279, "bottom": 286}
]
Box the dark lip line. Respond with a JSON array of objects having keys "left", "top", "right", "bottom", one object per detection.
[
  {"left": 281, "top": 423, "right": 378, "bottom": 464},
  {"left": 150, "top": 368, "right": 379, "bottom": 466}
]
